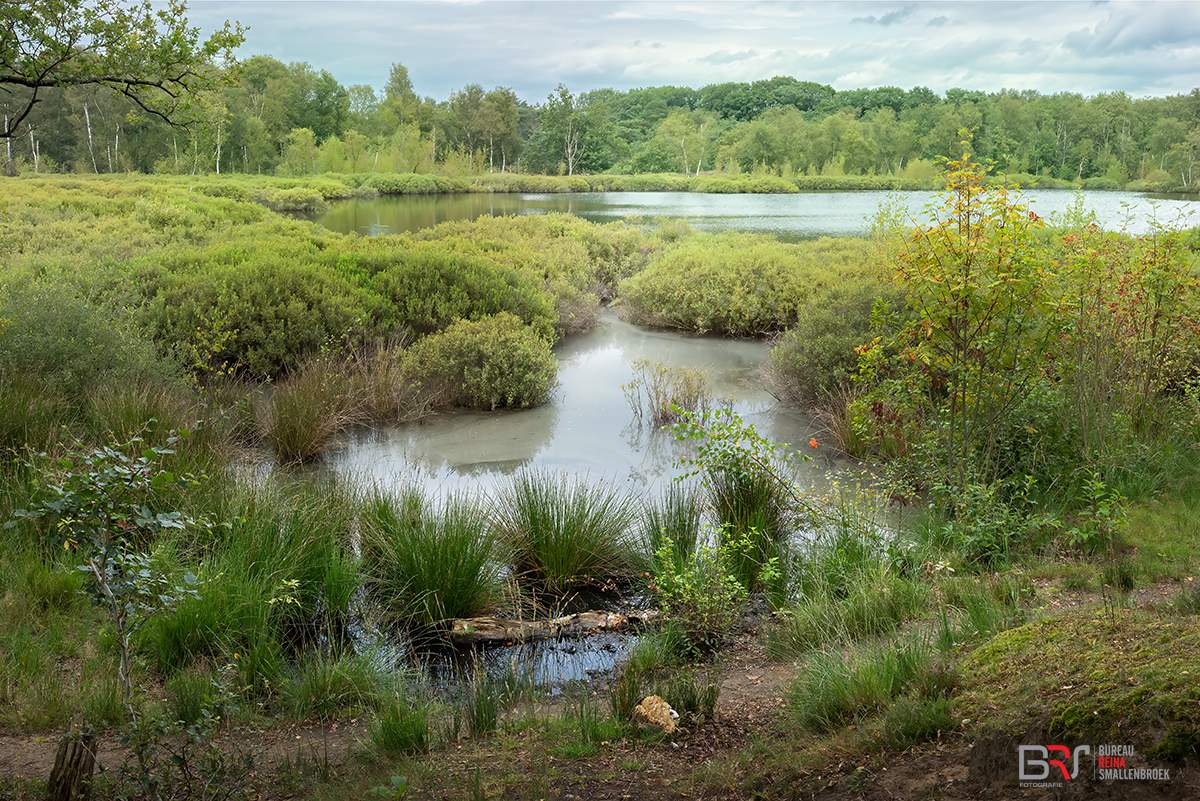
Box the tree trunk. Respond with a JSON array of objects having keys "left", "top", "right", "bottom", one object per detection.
[{"left": 45, "top": 732, "right": 96, "bottom": 801}]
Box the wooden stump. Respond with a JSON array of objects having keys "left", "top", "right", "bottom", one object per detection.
[{"left": 44, "top": 732, "right": 96, "bottom": 801}]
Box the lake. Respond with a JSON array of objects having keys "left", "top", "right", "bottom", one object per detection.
[{"left": 307, "top": 189, "right": 1200, "bottom": 241}]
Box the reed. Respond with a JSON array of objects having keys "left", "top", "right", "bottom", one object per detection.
[
  {"left": 260, "top": 357, "right": 363, "bottom": 464},
  {"left": 636, "top": 482, "right": 702, "bottom": 574}
]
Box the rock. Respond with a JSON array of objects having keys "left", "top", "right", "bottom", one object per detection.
[{"left": 633, "top": 695, "right": 678, "bottom": 735}]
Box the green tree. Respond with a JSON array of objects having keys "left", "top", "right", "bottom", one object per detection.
[
  {"left": 532, "top": 83, "right": 615, "bottom": 175},
  {"left": 884, "top": 143, "right": 1056, "bottom": 487},
  {"left": 0, "top": 0, "right": 244, "bottom": 138}
]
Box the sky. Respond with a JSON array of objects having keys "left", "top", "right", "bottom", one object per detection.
[{"left": 185, "top": 1, "right": 1200, "bottom": 103}]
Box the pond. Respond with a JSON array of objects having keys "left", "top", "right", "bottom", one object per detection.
[
  {"left": 306, "top": 189, "right": 1200, "bottom": 241},
  {"left": 327, "top": 307, "right": 845, "bottom": 499}
]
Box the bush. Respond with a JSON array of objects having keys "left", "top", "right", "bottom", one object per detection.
[
  {"left": 764, "top": 283, "right": 906, "bottom": 408},
  {"left": 403, "top": 313, "right": 557, "bottom": 410},
  {"left": 368, "top": 246, "right": 556, "bottom": 340},
  {"left": 0, "top": 279, "right": 174, "bottom": 397},
  {"left": 651, "top": 537, "right": 749, "bottom": 655},
  {"left": 617, "top": 234, "right": 871, "bottom": 336}
]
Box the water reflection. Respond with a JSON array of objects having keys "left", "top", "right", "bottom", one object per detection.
[
  {"left": 326, "top": 309, "right": 844, "bottom": 497},
  {"left": 310, "top": 189, "right": 1200, "bottom": 241}
]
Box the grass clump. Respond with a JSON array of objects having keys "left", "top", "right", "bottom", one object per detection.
[
  {"left": 622, "top": 359, "right": 726, "bottom": 427},
  {"left": 490, "top": 470, "right": 638, "bottom": 592},
  {"left": 260, "top": 357, "right": 363, "bottom": 464},
  {"left": 636, "top": 482, "right": 702, "bottom": 575},
  {"left": 361, "top": 486, "right": 505, "bottom": 628},
  {"left": 788, "top": 632, "right": 953, "bottom": 734},
  {"left": 281, "top": 649, "right": 384, "bottom": 720}
]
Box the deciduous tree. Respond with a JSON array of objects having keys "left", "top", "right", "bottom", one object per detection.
[{"left": 0, "top": 0, "right": 244, "bottom": 138}]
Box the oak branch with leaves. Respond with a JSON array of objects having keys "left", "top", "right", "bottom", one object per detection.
[{"left": 0, "top": 0, "right": 245, "bottom": 138}]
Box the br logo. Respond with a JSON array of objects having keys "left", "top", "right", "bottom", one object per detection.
[{"left": 1019, "top": 745, "right": 1091, "bottom": 781}]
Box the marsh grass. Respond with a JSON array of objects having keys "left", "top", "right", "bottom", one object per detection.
[
  {"left": 622, "top": 359, "right": 727, "bottom": 427},
  {"left": 361, "top": 487, "right": 505, "bottom": 627},
  {"left": 636, "top": 482, "right": 702, "bottom": 574},
  {"left": 765, "top": 568, "right": 929, "bottom": 659},
  {"left": 0, "top": 373, "right": 72, "bottom": 453},
  {"left": 84, "top": 380, "right": 197, "bottom": 444},
  {"left": 365, "top": 691, "right": 433, "bottom": 758},
  {"left": 491, "top": 471, "right": 638, "bottom": 591},
  {"left": 707, "top": 468, "right": 793, "bottom": 592},
  {"left": 348, "top": 342, "right": 437, "bottom": 423},
  {"left": 261, "top": 357, "right": 364, "bottom": 464},
  {"left": 148, "top": 475, "right": 360, "bottom": 698},
  {"left": 282, "top": 649, "right": 385, "bottom": 720},
  {"left": 788, "top": 632, "right": 951, "bottom": 734}
]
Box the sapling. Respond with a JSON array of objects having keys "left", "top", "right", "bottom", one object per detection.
[{"left": 7, "top": 431, "right": 215, "bottom": 797}]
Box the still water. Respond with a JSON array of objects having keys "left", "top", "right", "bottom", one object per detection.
[
  {"left": 309, "top": 189, "right": 1199, "bottom": 241},
  {"left": 328, "top": 307, "right": 840, "bottom": 499}
]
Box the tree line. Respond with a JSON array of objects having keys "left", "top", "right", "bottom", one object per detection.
[{"left": 5, "top": 56, "right": 1199, "bottom": 190}]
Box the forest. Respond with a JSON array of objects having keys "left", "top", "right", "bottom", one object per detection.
[{"left": 5, "top": 56, "right": 1199, "bottom": 192}]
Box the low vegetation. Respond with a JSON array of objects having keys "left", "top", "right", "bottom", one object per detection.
[{"left": 1, "top": 161, "right": 1199, "bottom": 800}]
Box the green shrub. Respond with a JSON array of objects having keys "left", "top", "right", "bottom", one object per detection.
[
  {"left": 368, "top": 246, "right": 556, "bottom": 340},
  {"left": 142, "top": 253, "right": 384, "bottom": 378},
  {"left": 764, "top": 283, "right": 906, "bottom": 407},
  {"left": 651, "top": 537, "right": 749, "bottom": 655},
  {"left": 491, "top": 470, "right": 638, "bottom": 591},
  {"left": 403, "top": 313, "right": 557, "bottom": 410},
  {"left": 0, "top": 279, "right": 174, "bottom": 397},
  {"left": 617, "top": 234, "right": 871, "bottom": 336}
]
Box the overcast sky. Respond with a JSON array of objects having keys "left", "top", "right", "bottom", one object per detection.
[{"left": 186, "top": 1, "right": 1200, "bottom": 104}]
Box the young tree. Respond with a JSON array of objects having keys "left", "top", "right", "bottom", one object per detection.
[{"left": 1, "top": 0, "right": 244, "bottom": 138}]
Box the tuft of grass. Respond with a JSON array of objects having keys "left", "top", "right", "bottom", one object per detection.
[
  {"left": 281, "top": 649, "right": 384, "bottom": 721},
  {"left": 490, "top": 470, "right": 638, "bottom": 591},
  {"left": 765, "top": 567, "right": 929, "bottom": 659},
  {"left": 260, "top": 357, "right": 363, "bottom": 464},
  {"left": 365, "top": 691, "right": 432, "bottom": 758},
  {"left": 361, "top": 486, "right": 505, "bottom": 628},
  {"left": 788, "top": 633, "right": 949, "bottom": 734},
  {"left": 636, "top": 482, "right": 702, "bottom": 575}
]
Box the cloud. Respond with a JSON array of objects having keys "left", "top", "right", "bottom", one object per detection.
[
  {"left": 183, "top": 1, "right": 1200, "bottom": 102},
  {"left": 697, "top": 49, "right": 759, "bottom": 65},
  {"left": 851, "top": 4, "right": 917, "bottom": 26}
]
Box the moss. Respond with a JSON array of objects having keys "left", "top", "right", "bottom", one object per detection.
[{"left": 957, "top": 611, "right": 1200, "bottom": 763}]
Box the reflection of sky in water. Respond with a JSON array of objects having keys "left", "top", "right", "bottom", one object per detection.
[
  {"left": 311, "top": 190, "right": 1200, "bottom": 243},
  {"left": 327, "top": 309, "right": 844, "bottom": 498}
]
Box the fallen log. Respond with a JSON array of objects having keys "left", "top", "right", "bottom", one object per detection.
[{"left": 449, "top": 609, "right": 659, "bottom": 646}]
